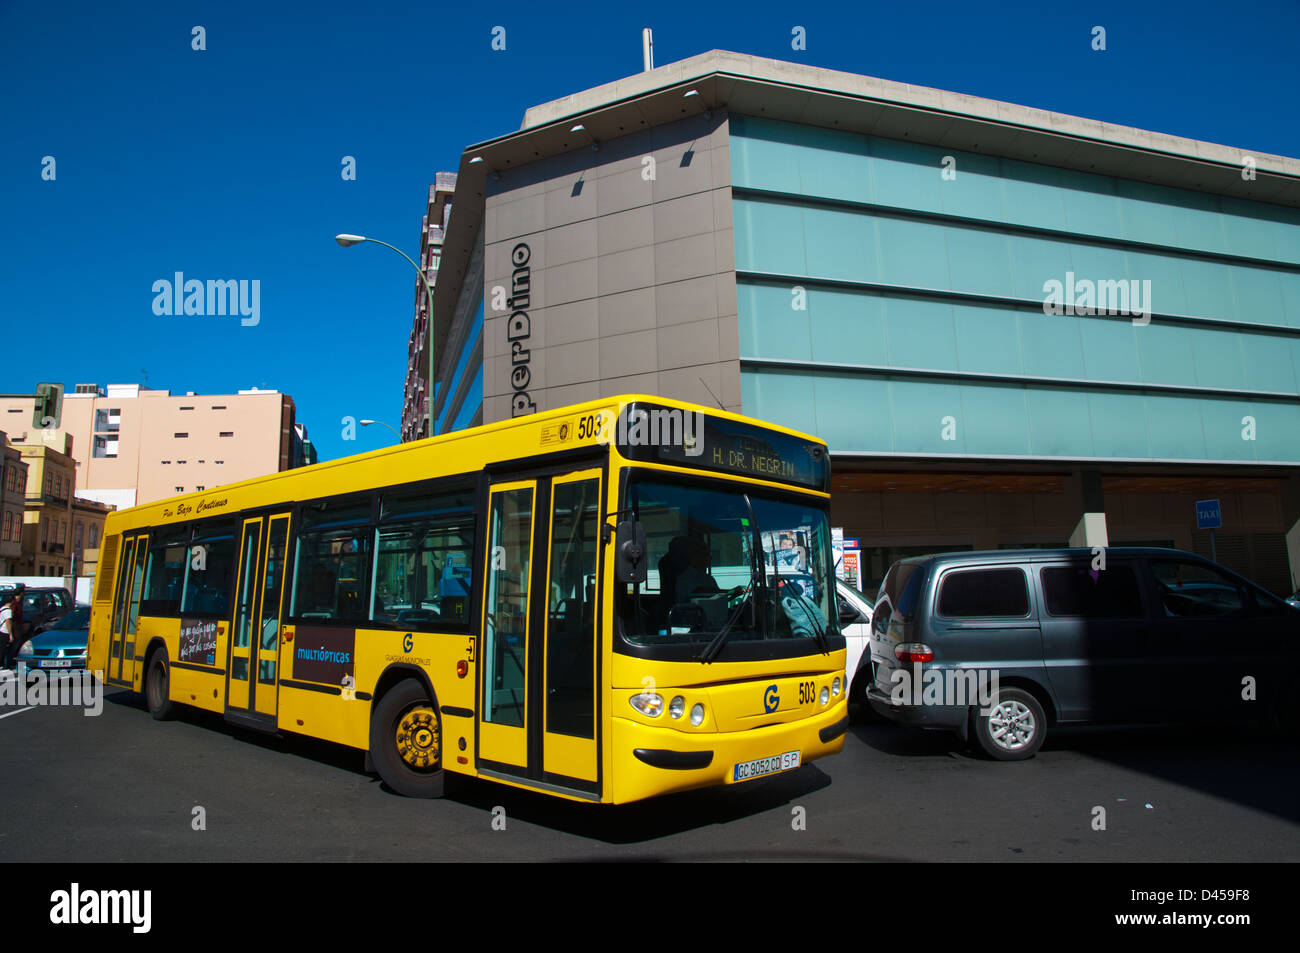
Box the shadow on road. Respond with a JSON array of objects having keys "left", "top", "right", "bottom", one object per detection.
[
  {"left": 433, "top": 764, "right": 840, "bottom": 847},
  {"left": 851, "top": 715, "right": 1300, "bottom": 825}
]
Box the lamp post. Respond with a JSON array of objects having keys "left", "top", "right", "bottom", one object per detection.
[
  {"left": 335, "top": 234, "right": 436, "bottom": 439},
  {"left": 359, "top": 418, "right": 400, "bottom": 438}
]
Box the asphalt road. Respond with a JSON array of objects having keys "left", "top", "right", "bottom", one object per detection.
[{"left": 2, "top": 672, "right": 1297, "bottom": 862}]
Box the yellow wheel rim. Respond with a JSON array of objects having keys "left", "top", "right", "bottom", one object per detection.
[{"left": 395, "top": 705, "right": 440, "bottom": 770}]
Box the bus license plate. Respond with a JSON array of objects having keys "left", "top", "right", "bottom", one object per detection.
[
  {"left": 733, "top": 750, "right": 800, "bottom": 782},
  {"left": 39, "top": 660, "right": 72, "bottom": 668}
]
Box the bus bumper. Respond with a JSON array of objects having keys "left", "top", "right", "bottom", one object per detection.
[{"left": 609, "top": 701, "right": 848, "bottom": 804}]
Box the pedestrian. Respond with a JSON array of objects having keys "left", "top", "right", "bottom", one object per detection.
[{"left": 1, "top": 584, "right": 25, "bottom": 670}]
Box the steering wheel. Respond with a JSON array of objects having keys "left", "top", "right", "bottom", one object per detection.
[{"left": 725, "top": 585, "right": 750, "bottom": 609}]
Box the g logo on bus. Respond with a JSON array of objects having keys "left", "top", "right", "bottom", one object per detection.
[
  {"left": 763, "top": 684, "right": 780, "bottom": 713},
  {"left": 403, "top": 633, "right": 414, "bottom": 653}
]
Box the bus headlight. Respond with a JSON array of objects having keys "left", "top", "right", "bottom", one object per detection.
[
  {"left": 669, "top": 696, "right": 685, "bottom": 719},
  {"left": 819, "top": 687, "right": 829, "bottom": 706},
  {"left": 630, "top": 693, "right": 664, "bottom": 717},
  {"left": 690, "top": 703, "right": 705, "bottom": 726},
  {"left": 832, "top": 677, "right": 841, "bottom": 697}
]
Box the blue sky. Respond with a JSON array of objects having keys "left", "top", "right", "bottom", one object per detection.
[{"left": 2, "top": 0, "right": 1298, "bottom": 463}]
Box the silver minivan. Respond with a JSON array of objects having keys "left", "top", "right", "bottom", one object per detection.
[{"left": 866, "top": 548, "right": 1300, "bottom": 760}]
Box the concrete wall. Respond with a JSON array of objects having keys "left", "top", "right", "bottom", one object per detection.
[{"left": 481, "top": 110, "right": 740, "bottom": 422}]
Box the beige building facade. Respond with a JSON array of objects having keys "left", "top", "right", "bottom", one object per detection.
[{"left": 0, "top": 384, "right": 314, "bottom": 509}]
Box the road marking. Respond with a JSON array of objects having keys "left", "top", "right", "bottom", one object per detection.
[{"left": 0, "top": 707, "right": 35, "bottom": 720}]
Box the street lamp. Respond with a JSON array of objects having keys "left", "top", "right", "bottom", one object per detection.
[
  {"left": 335, "top": 234, "right": 436, "bottom": 440},
  {"left": 359, "top": 418, "right": 400, "bottom": 437}
]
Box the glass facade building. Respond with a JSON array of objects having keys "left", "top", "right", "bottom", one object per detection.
[{"left": 423, "top": 50, "right": 1300, "bottom": 595}]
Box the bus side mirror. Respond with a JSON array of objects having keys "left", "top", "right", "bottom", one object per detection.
[
  {"left": 837, "top": 598, "right": 860, "bottom": 625},
  {"left": 614, "top": 520, "right": 647, "bottom": 584}
]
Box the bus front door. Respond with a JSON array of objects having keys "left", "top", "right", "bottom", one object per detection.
[{"left": 478, "top": 470, "right": 602, "bottom": 798}]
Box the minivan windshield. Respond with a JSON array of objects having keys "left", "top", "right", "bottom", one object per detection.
[{"left": 615, "top": 477, "right": 836, "bottom": 651}]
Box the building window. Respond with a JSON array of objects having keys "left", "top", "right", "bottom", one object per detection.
[
  {"left": 75, "top": 521, "right": 84, "bottom": 550},
  {"left": 3, "top": 512, "right": 9, "bottom": 539},
  {"left": 196, "top": 486, "right": 204, "bottom": 491},
  {"left": 177, "top": 460, "right": 186, "bottom": 465},
  {"left": 215, "top": 460, "right": 224, "bottom": 465},
  {"left": 161, "top": 460, "right": 171, "bottom": 465},
  {"left": 89, "top": 524, "right": 99, "bottom": 547},
  {"left": 219, "top": 432, "right": 234, "bottom": 438},
  {"left": 175, "top": 486, "right": 184, "bottom": 493},
  {"left": 93, "top": 435, "right": 118, "bottom": 458},
  {"left": 174, "top": 432, "right": 188, "bottom": 438},
  {"left": 179, "top": 406, "right": 194, "bottom": 411},
  {"left": 211, "top": 405, "right": 226, "bottom": 410}
]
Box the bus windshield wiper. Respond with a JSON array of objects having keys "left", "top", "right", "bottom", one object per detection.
[
  {"left": 696, "top": 580, "right": 754, "bottom": 663},
  {"left": 697, "top": 493, "right": 762, "bottom": 664}
]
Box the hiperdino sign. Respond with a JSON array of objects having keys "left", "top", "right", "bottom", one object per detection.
[{"left": 507, "top": 242, "right": 535, "bottom": 417}]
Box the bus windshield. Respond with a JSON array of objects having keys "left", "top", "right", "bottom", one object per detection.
[{"left": 616, "top": 476, "right": 836, "bottom": 650}]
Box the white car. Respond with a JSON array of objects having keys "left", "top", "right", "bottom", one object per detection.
[{"left": 835, "top": 579, "right": 875, "bottom": 707}]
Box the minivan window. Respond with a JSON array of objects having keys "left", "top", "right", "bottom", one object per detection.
[
  {"left": 1041, "top": 565, "right": 1143, "bottom": 618},
  {"left": 1150, "top": 560, "right": 1243, "bottom": 617},
  {"left": 878, "top": 561, "right": 927, "bottom": 624},
  {"left": 938, "top": 567, "right": 1029, "bottom": 617}
]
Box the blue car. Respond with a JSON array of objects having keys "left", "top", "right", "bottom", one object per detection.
[{"left": 16, "top": 604, "right": 90, "bottom": 676}]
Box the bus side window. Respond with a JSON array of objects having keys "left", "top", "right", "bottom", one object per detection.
[
  {"left": 371, "top": 489, "right": 476, "bottom": 628},
  {"left": 290, "top": 500, "right": 372, "bottom": 622}
]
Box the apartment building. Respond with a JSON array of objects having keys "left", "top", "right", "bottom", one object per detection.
[
  {"left": 14, "top": 434, "right": 77, "bottom": 577},
  {"left": 0, "top": 383, "right": 315, "bottom": 509},
  {"left": 401, "top": 172, "right": 459, "bottom": 441},
  {"left": 0, "top": 432, "right": 30, "bottom": 574}
]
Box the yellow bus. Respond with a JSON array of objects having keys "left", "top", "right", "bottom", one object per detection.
[{"left": 87, "top": 395, "right": 848, "bottom": 804}]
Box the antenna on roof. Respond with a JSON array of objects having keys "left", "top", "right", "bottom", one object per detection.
[
  {"left": 698, "top": 376, "right": 724, "bottom": 410},
  {"left": 642, "top": 28, "right": 653, "bottom": 72}
]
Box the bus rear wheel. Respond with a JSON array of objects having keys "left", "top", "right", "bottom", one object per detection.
[
  {"left": 370, "top": 679, "right": 446, "bottom": 798},
  {"left": 145, "top": 650, "right": 176, "bottom": 721}
]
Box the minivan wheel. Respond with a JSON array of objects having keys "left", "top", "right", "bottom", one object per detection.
[{"left": 972, "top": 688, "right": 1045, "bottom": 761}]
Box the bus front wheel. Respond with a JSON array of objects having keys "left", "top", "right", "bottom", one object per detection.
[{"left": 370, "top": 679, "right": 446, "bottom": 798}]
